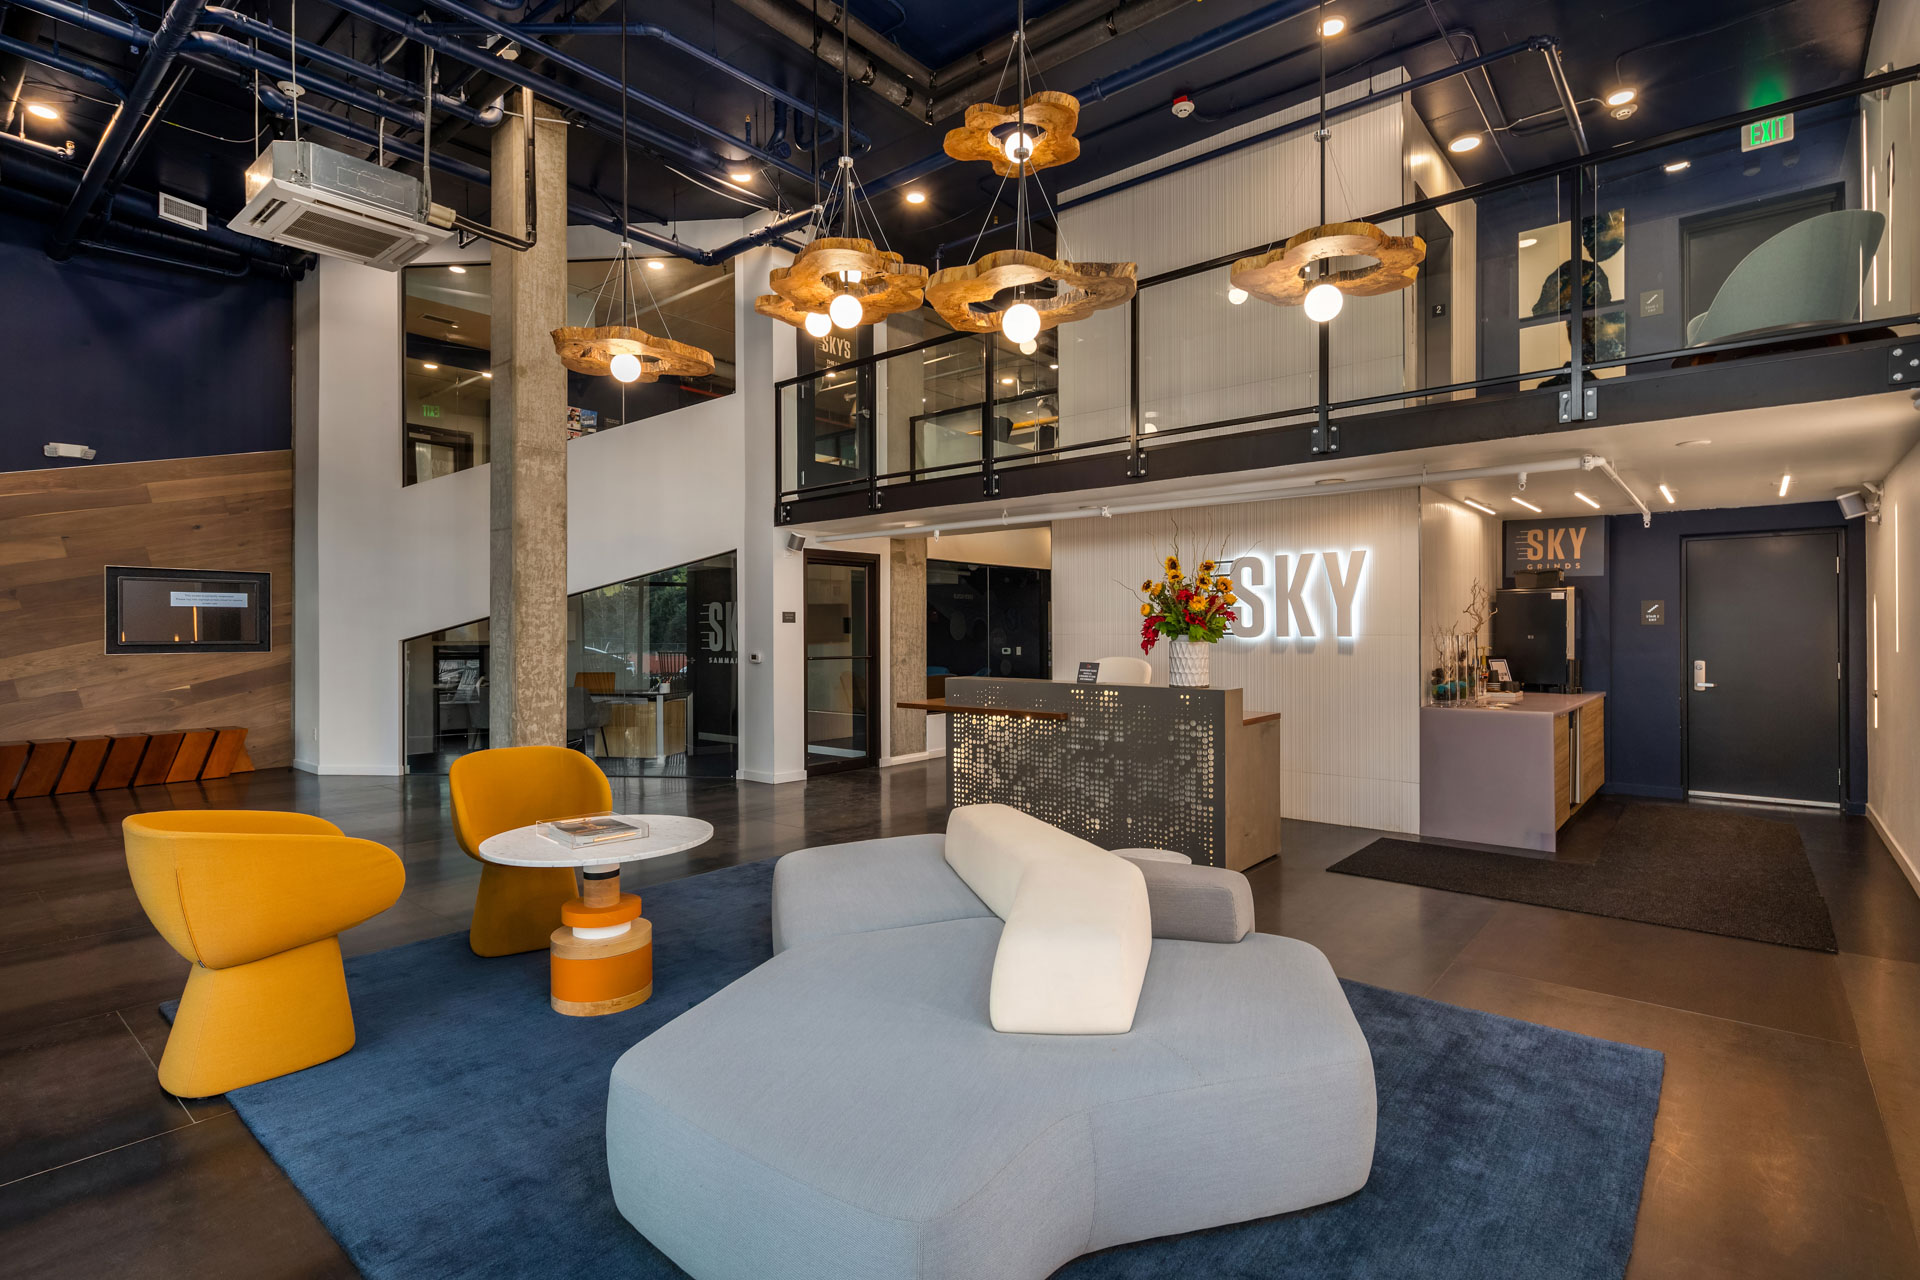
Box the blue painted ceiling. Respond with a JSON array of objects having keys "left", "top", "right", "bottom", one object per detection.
[{"left": 0, "top": 0, "right": 1882, "bottom": 274}]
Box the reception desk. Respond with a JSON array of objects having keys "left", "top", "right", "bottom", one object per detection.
[
  {"left": 1419, "top": 692, "right": 1605, "bottom": 852},
  {"left": 915, "top": 678, "right": 1282, "bottom": 871}
]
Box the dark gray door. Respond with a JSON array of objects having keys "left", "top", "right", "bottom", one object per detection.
[{"left": 1685, "top": 530, "right": 1843, "bottom": 804}]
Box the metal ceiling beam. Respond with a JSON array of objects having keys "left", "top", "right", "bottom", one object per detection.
[
  {"left": 45, "top": 0, "right": 205, "bottom": 260},
  {"left": 927, "top": 0, "right": 1196, "bottom": 121}
]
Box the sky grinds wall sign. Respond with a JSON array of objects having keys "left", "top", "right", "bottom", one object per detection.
[{"left": 1504, "top": 517, "right": 1605, "bottom": 578}]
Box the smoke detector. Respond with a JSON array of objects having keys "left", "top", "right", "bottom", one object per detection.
[{"left": 1171, "top": 93, "right": 1194, "bottom": 119}]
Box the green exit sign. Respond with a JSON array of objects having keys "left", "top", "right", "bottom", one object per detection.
[{"left": 1741, "top": 113, "right": 1794, "bottom": 152}]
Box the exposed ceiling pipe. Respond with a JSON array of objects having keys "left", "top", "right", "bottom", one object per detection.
[
  {"left": 715, "top": 0, "right": 923, "bottom": 116},
  {"left": 1073, "top": 0, "right": 1321, "bottom": 106},
  {"left": 412, "top": 0, "right": 817, "bottom": 185},
  {"left": 1541, "top": 42, "right": 1590, "bottom": 155},
  {"left": 1, "top": 9, "right": 49, "bottom": 131},
  {"left": 44, "top": 0, "right": 205, "bottom": 261},
  {"left": 0, "top": 27, "right": 127, "bottom": 102},
  {"left": 198, "top": 6, "right": 503, "bottom": 126},
  {"left": 0, "top": 124, "right": 74, "bottom": 158},
  {"left": 435, "top": 18, "right": 869, "bottom": 147},
  {"left": 96, "top": 64, "right": 192, "bottom": 220},
  {"left": 1583, "top": 455, "right": 1648, "bottom": 526},
  {"left": 937, "top": 0, "right": 1141, "bottom": 88},
  {"left": 927, "top": 0, "right": 1197, "bottom": 121},
  {"left": 806, "top": 457, "right": 1598, "bottom": 542},
  {"left": 810, "top": 0, "right": 930, "bottom": 87}
]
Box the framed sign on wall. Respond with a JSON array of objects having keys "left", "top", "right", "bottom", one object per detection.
[
  {"left": 105, "top": 566, "right": 272, "bottom": 654},
  {"left": 1504, "top": 517, "right": 1605, "bottom": 578}
]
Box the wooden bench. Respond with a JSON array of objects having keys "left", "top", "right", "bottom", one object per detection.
[{"left": 1, "top": 727, "right": 251, "bottom": 800}]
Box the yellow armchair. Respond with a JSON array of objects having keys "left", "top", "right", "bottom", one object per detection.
[
  {"left": 449, "top": 746, "right": 612, "bottom": 957},
  {"left": 123, "top": 810, "right": 405, "bottom": 1098}
]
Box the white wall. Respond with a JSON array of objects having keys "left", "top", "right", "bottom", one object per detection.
[
  {"left": 1418, "top": 488, "right": 1503, "bottom": 680},
  {"left": 925, "top": 527, "right": 1052, "bottom": 569},
  {"left": 294, "top": 222, "right": 808, "bottom": 778},
  {"left": 1868, "top": 438, "right": 1920, "bottom": 887},
  {"left": 1051, "top": 488, "right": 1422, "bottom": 831},
  {"left": 1055, "top": 75, "right": 1412, "bottom": 446}
]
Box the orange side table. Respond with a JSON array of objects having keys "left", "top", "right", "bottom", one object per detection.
[{"left": 476, "top": 814, "right": 714, "bottom": 1017}]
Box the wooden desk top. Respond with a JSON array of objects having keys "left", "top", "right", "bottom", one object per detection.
[{"left": 895, "top": 698, "right": 1071, "bottom": 721}]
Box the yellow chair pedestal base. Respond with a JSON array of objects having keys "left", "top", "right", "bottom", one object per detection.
[
  {"left": 469, "top": 861, "right": 580, "bottom": 957},
  {"left": 161, "top": 937, "right": 355, "bottom": 1098}
]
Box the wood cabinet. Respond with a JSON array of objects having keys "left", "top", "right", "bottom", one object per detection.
[
  {"left": 1551, "top": 697, "right": 1607, "bottom": 827},
  {"left": 1578, "top": 699, "right": 1606, "bottom": 803}
]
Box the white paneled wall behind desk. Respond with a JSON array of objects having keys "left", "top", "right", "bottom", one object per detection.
[
  {"left": 1051, "top": 487, "right": 1422, "bottom": 832},
  {"left": 1417, "top": 489, "right": 1504, "bottom": 681},
  {"left": 1053, "top": 74, "right": 1412, "bottom": 449}
]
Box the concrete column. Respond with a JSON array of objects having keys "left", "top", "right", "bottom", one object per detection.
[
  {"left": 488, "top": 90, "right": 571, "bottom": 748},
  {"left": 889, "top": 538, "right": 927, "bottom": 757}
]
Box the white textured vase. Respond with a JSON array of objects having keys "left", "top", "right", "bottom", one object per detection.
[{"left": 1168, "top": 636, "right": 1211, "bottom": 688}]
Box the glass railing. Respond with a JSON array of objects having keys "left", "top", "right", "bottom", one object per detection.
[{"left": 775, "top": 67, "right": 1920, "bottom": 507}]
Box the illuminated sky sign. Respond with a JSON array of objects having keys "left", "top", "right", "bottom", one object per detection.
[
  {"left": 1223, "top": 550, "right": 1369, "bottom": 641},
  {"left": 1504, "top": 516, "right": 1605, "bottom": 578}
]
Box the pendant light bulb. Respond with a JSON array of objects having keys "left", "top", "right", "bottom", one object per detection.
[
  {"left": 1228, "top": 286, "right": 1249, "bottom": 305},
  {"left": 1001, "top": 302, "right": 1041, "bottom": 344},
  {"left": 1019, "top": 339, "right": 1038, "bottom": 356},
  {"left": 844, "top": 269, "right": 863, "bottom": 284},
  {"left": 609, "top": 352, "right": 643, "bottom": 383},
  {"left": 1304, "top": 282, "right": 1343, "bottom": 323},
  {"left": 1002, "top": 130, "right": 1036, "bottom": 167},
  {"left": 803, "top": 311, "right": 833, "bottom": 338},
  {"left": 829, "top": 292, "right": 864, "bottom": 329}
]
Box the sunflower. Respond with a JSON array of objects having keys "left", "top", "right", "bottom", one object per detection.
[
  {"left": 1163, "top": 555, "right": 1180, "bottom": 573},
  {"left": 1140, "top": 580, "right": 1153, "bottom": 593},
  {"left": 1224, "top": 593, "right": 1238, "bottom": 606},
  {"left": 1199, "top": 559, "right": 1217, "bottom": 574},
  {"left": 1140, "top": 602, "right": 1153, "bottom": 617}
]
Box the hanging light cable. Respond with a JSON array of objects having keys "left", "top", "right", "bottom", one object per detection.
[{"left": 551, "top": 0, "right": 714, "bottom": 385}]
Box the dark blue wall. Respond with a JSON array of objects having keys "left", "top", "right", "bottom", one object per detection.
[
  {"left": 1507, "top": 502, "right": 1868, "bottom": 811},
  {"left": 0, "top": 210, "right": 293, "bottom": 473}
]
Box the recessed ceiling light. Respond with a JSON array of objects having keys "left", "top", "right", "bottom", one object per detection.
[
  {"left": 1606, "top": 88, "right": 1637, "bottom": 107},
  {"left": 447, "top": 264, "right": 467, "bottom": 274},
  {"left": 905, "top": 190, "right": 927, "bottom": 204},
  {"left": 1048, "top": 363, "right": 1058, "bottom": 369},
  {"left": 1518, "top": 237, "right": 1538, "bottom": 248},
  {"left": 1662, "top": 160, "right": 1691, "bottom": 174},
  {"left": 1448, "top": 135, "right": 1482, "bottom": 154},
  {"left": 1676, "top": 438, "right": 1712, "bottom": 447},
  {"left": 729, "top": 171, "right": 753, "bottom": 184},
  {"left": 1512, "top": 496, "right": 1541, "bottom": 513},
  {"left": 422, "top": 362, "right": 439, "bottom": 370},
  {"left": 26, "top": 102, "right": 60, "bottom": 121},
  {"left": 1000, "top": 376, "right": 1015, "bottom": 385},
  {"left": 1319, "top": 16, "right": 1345, "bottom": 36},
  {"left": 481, "top": 371, "right": 493, "bottom": 379},
  {"left": 1463, "top": 498, "right": 1497, "bottom": 516},
  {"left": 1778, "top": 474, "right": 1792, "bottom": 498},
  {"left": 1659, "top": 484, "right": 1675, "bottom": 504},
  {"left": 646, "top": 259, "right": 665, "bottom": 270},
  {"left": 1574, "top": 491, "right": 1601, "bottom": 509}
]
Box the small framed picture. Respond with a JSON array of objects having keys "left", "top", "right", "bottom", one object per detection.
[{"left": 1488, "top": 658, "right": 1512, "bottom": 682}]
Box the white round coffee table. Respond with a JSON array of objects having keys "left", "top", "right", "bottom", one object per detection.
[{"left": 478, "top": 815, "right": 713, "bottom": 1016}]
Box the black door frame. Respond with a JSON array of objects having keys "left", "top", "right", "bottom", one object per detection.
[
  {"left": 803, "top": 549, "right": 882, "bottom": 776},
  {"left": 1679, "top": 527, "right": 1848, "bottom": 806}
]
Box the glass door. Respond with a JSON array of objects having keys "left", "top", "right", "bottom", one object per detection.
[{"left": 804, "top": 552, "right": 879, "bottom": 773}]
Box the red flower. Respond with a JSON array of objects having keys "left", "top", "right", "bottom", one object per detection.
[{"left": 1175, "top": 588, "right": 1193, "bottom": 603}]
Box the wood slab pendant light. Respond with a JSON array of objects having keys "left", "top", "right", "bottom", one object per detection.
[
  {"left": 756, "top": 0, "right": 926, "bottom": 336},
  {"left": 550, "top": 0, "right": 714, "bottom": 383},
  {"left": 925, "top": 0, "right": 1133, "bottom": 342},
  {"left": 1229, "top": 2, "right": 1423, "bottom": 321}
]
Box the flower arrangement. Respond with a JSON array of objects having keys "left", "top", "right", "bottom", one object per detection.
[{"left": 1133, "top": 545, "right": 1237, "bottom": 655}]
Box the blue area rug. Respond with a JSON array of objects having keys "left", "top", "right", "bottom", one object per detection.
[{"left": 190, "top": 860, "right": 1663, "bottom": 1279}]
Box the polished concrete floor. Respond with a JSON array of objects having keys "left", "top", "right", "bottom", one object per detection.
[{"left": 3, "top": 764, "right": 1919, "bottom": 1278}]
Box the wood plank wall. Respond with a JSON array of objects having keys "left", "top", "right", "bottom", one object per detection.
[{"left": 0, "top": 451, "right": 294, "bottom": 767}]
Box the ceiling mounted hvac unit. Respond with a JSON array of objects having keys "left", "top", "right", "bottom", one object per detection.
[{"left": 230, "top": 141, "right": 454, "bottom": 270}]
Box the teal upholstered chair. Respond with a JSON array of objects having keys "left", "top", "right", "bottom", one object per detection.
[{"left": 1687, "top": 208, "right": 1887, "bottom": 348}]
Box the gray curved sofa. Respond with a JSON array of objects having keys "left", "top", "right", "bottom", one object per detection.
[{"left": 606, "top": 826, "right": 1376, "bottom": 1280}]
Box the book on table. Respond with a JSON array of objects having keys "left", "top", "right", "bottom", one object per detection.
[{"left": 535, "top": 814, "right": 650, "bottom": 849}]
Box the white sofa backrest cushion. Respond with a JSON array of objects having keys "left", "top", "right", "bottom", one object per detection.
[{"left": 944, "top": 804, "right": 1152, "bottom": 1035}]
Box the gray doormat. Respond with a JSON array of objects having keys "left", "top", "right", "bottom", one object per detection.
[{"left": 1329, "top": 802, "right": 1839, "bottom": 951}]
